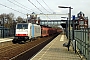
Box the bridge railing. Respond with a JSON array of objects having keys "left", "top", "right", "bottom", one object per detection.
[{"left": 73, "top": 28, "right": 90, "bottom": 60}]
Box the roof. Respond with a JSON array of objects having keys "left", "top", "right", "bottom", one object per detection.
[{"left": 77, "top": 11, "right": 84, "bottom": 15}]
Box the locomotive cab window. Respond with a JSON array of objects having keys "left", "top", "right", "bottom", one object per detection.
[{"left": 17, "top": 24, "right": 28, "bottom": 29}]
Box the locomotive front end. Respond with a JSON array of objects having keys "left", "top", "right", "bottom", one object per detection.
[{"left": 12, "top": 23, "right": 29, "bottom": 43}]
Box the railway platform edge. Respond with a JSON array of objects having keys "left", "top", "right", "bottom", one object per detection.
[
  {"left": 30, "top": 33, "right": 83, "bottom": 60},
  {"left": 0, "top": 37, "right": 13, "bottom": 43}
]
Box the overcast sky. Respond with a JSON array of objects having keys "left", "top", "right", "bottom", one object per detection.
[{"left": 0, "top": 0, "right": 90, "bottom": 24}]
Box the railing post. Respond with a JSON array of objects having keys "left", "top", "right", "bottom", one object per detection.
[{"left": 88, "top": 28, "right": 90, "bottom": 60}]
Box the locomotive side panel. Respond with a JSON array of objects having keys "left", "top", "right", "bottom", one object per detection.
[
  {"left": 33, "top": 24, "right": 41, "bottom": 38},
  {"left": 31, "top": 24, "right": 34, "bottom": 38},
  {"left": 28, "top": 23, "right": 32, "bottom": 39}
]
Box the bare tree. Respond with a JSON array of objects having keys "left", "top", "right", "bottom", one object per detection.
[
  {"left": 0, "top": 13, "right": 7, "bottom": 26},
  {"left": 16, "top": 16, "right": 23, "bottom": 23},
  {"left": 0, "top": 13, "right": 15, "bottom": 29},
  {"left": 6, "top": 13, "right": 15, "bottom": 28}
]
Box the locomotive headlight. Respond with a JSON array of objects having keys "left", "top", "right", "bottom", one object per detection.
[
  {"left": 15, "top": 37, "right": 18, "bottom": 39},
  {"left": 25, "top": 37, "right": 27, "bottom": 39},
  {"left": 25, "top": 37, "right": 29, "bottom": 40}
]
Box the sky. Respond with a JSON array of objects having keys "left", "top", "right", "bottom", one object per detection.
[{"left": 0, "top": 0, "right": 90, "bottom": 25}]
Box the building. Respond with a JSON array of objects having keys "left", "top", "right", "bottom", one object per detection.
[{"left": 74, "top": 11, "right": 88, "bottom": 29}]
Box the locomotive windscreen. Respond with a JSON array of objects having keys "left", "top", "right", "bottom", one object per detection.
[{"left": 17, "top": 24, "right": 28, "bottom": 29}]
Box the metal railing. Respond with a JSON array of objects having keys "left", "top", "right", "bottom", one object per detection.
[
  {"left": 73, "top": 28, "right": 90, "bottom": 60},
  {"left": 0, "top": 29, "right": 15, "bottom": 38}
]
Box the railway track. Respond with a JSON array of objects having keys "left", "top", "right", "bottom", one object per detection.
[{"left": 0, "top": 34, "right": 59, "bottom": 60}]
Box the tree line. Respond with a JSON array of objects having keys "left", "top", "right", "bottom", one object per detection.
[{"left": 0, "top": 13, "right": 26, "bottom": 29}]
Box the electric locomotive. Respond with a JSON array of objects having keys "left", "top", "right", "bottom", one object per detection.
[{"left": 12, "top": 23, "right": 41, "bottom": 43}]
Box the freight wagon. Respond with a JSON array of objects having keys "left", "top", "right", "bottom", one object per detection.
[
  {"left": 41, "top": 25, "right": 57, "bottom": 37},
  {"left": 41, "top": 25, "right": 50, "bottom": 37}
]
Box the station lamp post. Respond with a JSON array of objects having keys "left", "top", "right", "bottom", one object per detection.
[{"left": 58, "top": 6, "right": 73, "bottom": 51}]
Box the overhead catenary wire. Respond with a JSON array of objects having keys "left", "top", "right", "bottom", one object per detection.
[
  {"left": 13, "top": 0, "right": 33, "bottom": 11},
  {"left": 0, "top": 3, "right": 26, "bottom": 15},
  {"left": 36, "top": 0, "right": 52, "bottom": 14},
  {"left": 28, "top": 0, "right": 43, "bottom": 13},
  {"left": 7, "top": 0, "right": 32, "bottom": 12},
  {"left": 28, "top": 0, "right": 51, "bottom": 20},
  {"left": 42, "top": 0, "right": 54, "bottom": 13},
  {"left": 42, "top": 0, "right": 59, "bottom": 20}
]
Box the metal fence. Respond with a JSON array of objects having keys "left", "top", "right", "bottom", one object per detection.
[
  {"left": 0, "top": 29, "right": 15, "bottom": 38},
  {"left": 73, "top": 28, "right": 90, "bottom": 60}
]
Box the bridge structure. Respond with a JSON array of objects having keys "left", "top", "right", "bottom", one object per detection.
[
  {"left": 40, "top": 20, "right": 67, "bottom": 27},
  {"left": 26, "top": 14, "right": 69, "bottom": 27}
]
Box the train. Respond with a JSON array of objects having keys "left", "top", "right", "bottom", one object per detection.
[
  {"left": 12, "top": 23, "right": 62, "bottom": 43},
  {"left": 41, "top": 25, "right": 57, "bottom": 37}
]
